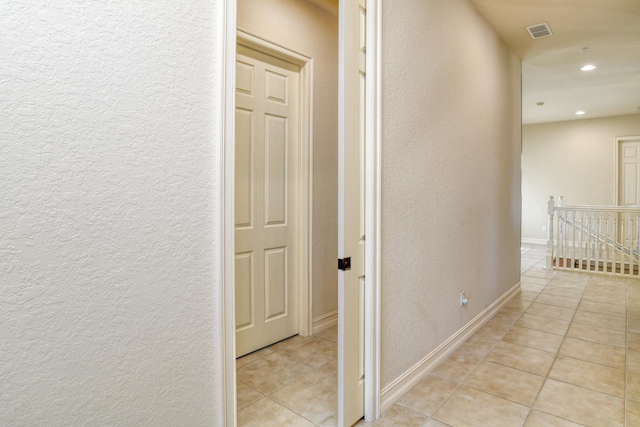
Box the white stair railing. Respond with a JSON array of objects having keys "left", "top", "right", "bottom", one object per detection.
[{"left": 546, "top": 196, "right": 640, "bottom": 276}]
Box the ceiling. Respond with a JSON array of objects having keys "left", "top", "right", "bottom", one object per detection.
[{"left": 467, "top": 0, "right": 640, "bottom": 124}]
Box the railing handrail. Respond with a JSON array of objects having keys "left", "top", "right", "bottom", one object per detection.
[{"left": 555, "top": 205, "right": 640, "bottom": 213}]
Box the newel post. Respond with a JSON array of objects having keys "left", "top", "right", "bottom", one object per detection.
[{"left": 545, "top": 196, "right": 555, "bottom": 269}]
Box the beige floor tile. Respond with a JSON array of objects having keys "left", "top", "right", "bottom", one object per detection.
[
  {"left": 398, "top": 374, "right": 458, "bottom": 416},
  {"left": 515, "top": 312, "right": 570, "bottom": 336},
  {"left": 629, "top": 307, "right": 640, "bottom": 319},
  {"left": 463, "top": 361, "right": 545, "bottom": 406},
  {"left": 318, "top": 413, "right": 338, "bottom": 427},
  {"left": 467, "top": 320, "right": 512, "bottom": 345},
  {"left": 582, "top": 290, "right": 626, "bottom": 306},
  {"left": 354, "top": 404, "right": 429, "bottom": 426},
  {"left": 629, "top": 333, "right": 640, "bottom": 352},
  {"left": 432, "top": 347, "right": 483, "bottom": 383},
  {"left": 629, "top": 294, "right": 640, "bottom": 308},
  {"left": 572, "top": 310, "right": 627, "bottom": 332},
  {"left": 423, "top": 420, "right": 450, "bottom": 427},
  {"left": 586, "top": 280, "right": 627, "bottom": 289},
  {"left": 534, "top": 379, "right": 624, "bottom": 427},
  {"left": 546, "top": 280, "right": 588, "bottom": 291},
  {"left": 237, "top": 352, "right": 314, "bottom": 394},
  {"left": 456, "top": 339, "right": 496, "bottom": 359},
  {"left": 548, "top": 356, "right": 625, "bottom": 398},
  {"left": 270, "top": 371, "right": 337, "bottom": 425},
  {"left": 504, "top": 297, "right": 533, "bottom": 312},
  {"left": 566, "top": 322, "right": 626, "bottom": 348},
  {"left": 629, "top": 318, "right": 640, "bottom": 335},
  {"left": 533, "top": 293, "right": 580, "bottom": 309},
  {"left": 277, "top": 336, "right": 337, "bottom": 369},
  {"left": 541, "top": 286, "right": 584, "bottom": 299},
  {"left": 526, "top": 302, "right": 575, "bottom": 321},
  {"left": 485, "top": 341, "right": 555, "bottom": 376},
  {"left": 319, "top": 357, "right": 337, "bottom": 378},
  {"left": 269, "top": 335, "right": 309, "bottom": 353},
  {"left": 628, "top": 400, "right": 640, "bottom": 426},
  {"left": 589, "top": 276, "right": 627, "bottom": 284},
  {"left": 237, "top": 347, "right": 274, "bottom": 368},
  {"left": 237, "top": 381, "right": 264, "bottom": 410},
  {"left": 577, "top": 299, "right": 626, "bottom": 318},
  {"left": 519, "top": 291, "right": 540, "bottom": 301},
  {"left": 628, "top": 350, "right": 640, "bottom": 373},
  {"left": 524, "top": 270, "right": 558, "bottom": 279},
  {"left": 522, "top": 283, "right": 546, "bottom": 293},
  {"left": 316, "top": 325, "right": 338, "bottom": 343},
  {"left": 237, "top": 398, "right": 315, "bottom": 427},
  {"left": 554, "top": 272, "right": 590, "bottom": 283},
  {"left": 502, "top": 326, "right": 564, "bottom": 353},
  {"left": 628, "top": 370, "right": 640, "bottom": 403},
  {"left": 521, "top": 275, "right": 552, "bottom": 285},
  {"left": 584, "top": 286, "right": 627, "bottom": 301},
  {"left": 492, "top": 307, "right": 524, "bottom": 325},
  {"left": 524, "top": 410, "right": 585, "bottom": 427},
  {"left": 558, "top": 337, "right": 625, "bottom": 369},
  {"left": 433, "top": 385, "right": 529, "bottom": 427}
]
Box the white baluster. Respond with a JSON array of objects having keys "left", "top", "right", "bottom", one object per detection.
[
  {"left": 585, "top": 212, "right": 593, "bottom": 270},
  {"left": 611, "top": 214, "right": 618, "bottom": 274},
  {"left": 604, "top": 214, "right": 610, "bottom": 272},
  {"left": 545, "top": 196, "right": 555, "bottom": 270},
  {"left": 571, "top": 211, "right": 577, "bottom": 270}
]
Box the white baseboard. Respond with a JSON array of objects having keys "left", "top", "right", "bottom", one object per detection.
[
  {"left": 380, "top": 282, "right": 521, "bottom": 413},
  {"left": 312, "top": 310, "right": 337, "bottom": 334},
  {"left": 521, "top": 238, "right": 547, "bottom": 245}
]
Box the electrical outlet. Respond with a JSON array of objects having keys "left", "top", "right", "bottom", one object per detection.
[
  {"left": 460, "top": 291, "right": 468, "bottom": 306},
  {"left": 542, "top": 225, "right": 547, "bottom": 232}
]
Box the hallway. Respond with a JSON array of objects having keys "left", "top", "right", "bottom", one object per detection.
[{"left": 238, "top": 244, "right": 640, "bottom": 426}]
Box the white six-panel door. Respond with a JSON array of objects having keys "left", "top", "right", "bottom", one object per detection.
[
  {"left": 235, "top": 45, "right": 300, "bottom": 357},
  {"left": 619, "top": 139, "right": 640, "bottom": 206}
]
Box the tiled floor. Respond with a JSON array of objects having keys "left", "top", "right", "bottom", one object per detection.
[
  {"left": 237, "top": 244, "right": 640, "bottom": 426},
  {"left": 236, "top": 327, "right": 338, "bottom": 426}
]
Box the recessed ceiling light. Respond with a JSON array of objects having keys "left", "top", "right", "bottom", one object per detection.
[
  {"left": 576, "top": 111, "right": 586, "bottom": 115},
  {"left": 581, "top": 65, "right": 596, "bottom": 71}
]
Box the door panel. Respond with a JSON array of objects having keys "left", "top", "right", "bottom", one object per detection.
[
  {"left": 621, "top": 141, "right": 640, "bottom": 206},
  {"left": 338, "top": 0, "right": 366, "bottom": 424},
  {"left": 235, "top": 45, "right": 299, "bottom": 357}
]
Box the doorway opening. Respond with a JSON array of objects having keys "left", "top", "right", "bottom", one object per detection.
[
  {"left": 234, "top": 30, "right": 313, "bottom": 358},
  {"left": 220, "top": 1, "right": 382, "bottom": 425}
]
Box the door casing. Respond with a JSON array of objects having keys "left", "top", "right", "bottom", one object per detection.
[{"left": 219, "top": 2, "right": 382, "bottom": 425}]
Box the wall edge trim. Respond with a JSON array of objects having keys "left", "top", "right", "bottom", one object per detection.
[
  {"left": 379, "top": 281, "right": 522, "bottom": 413},
  {"left": 313, "top": 310, "right": 338, "bottom": 334}
]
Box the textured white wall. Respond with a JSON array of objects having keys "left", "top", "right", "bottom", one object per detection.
[
  {"left": 237, "top": 0, "right": 339, "bottom": 320},
  {"left": 380, "top": 0, "right": 522, "bottom": 387},
  {"left": 522, "top": 114, "right": 640, "bottom": 241},
  {"left": 1, "top": 1, "right": 223, "bottom": 424}
]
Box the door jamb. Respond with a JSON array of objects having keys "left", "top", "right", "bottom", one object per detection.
[
  {"left": 364, "top": 0, "right": 381, "bottom": 420},
  {"left": 220, "top": 2, "right": 381, "bottom": 425},
  {"left": 614, "top": 136, "right": 640, "bottom": 206}
]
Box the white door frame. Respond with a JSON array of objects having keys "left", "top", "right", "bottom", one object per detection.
[
  {"left": 614, "top": 135, "right": 640, "bottom": 206},
  {"left": 218, "top": 1, "right": 382, "bottom": 425}
]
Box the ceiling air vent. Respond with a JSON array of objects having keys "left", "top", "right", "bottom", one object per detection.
[{"left": 526, "top": 22, "right": 553, "bottom": 39}]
